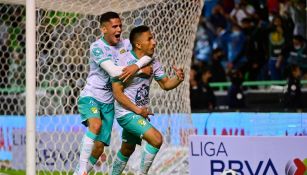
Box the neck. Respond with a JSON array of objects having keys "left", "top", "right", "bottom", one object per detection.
[
  {"left": 133, "top": 49, "right": 145, "bottom": 59},
  {"left": 103, "top": 36, "right": 115, "bottom": 46}
]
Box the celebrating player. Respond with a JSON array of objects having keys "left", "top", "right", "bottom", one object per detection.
[
  {"left": 74, "top": 12, "right": 153, "bottom": 175},
  {"left": 111, "top": 25, "right": 184, "bottom": 175}
]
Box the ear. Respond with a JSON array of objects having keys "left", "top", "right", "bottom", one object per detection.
[
  {"left": 101, "top": 26, "right": 107, "bottom": 34},
  {"left": 136, "top": 43, "right": 142, "bottom": 49}
]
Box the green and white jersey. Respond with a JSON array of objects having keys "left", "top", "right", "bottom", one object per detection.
[
  {"left": 114, "top": 51, "right": 166, "bottom": 118},
  {"left": 80, "top": 37, "right": 131, "bottom": 104}
]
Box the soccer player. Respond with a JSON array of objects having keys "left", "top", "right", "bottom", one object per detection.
[
  {"left": 111, "top": 25, "right": 184, "bottom": 175},
  {"left": 74, "top": 12, "right": 153, "bottom": 175}
]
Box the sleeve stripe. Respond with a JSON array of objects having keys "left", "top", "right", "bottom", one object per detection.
[
  {"left": 97, "top": 58, "right": 111, "bottom": 65},
  {"left": 111, "top": 77, "right": 123, "bottom": 83},
  {"left": 154, "top": 74, "right": 167, "bottom": 81}
]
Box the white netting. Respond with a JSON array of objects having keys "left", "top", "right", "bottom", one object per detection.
[{"left": 0, "top": 0, "right": 203, "bottom": 174}]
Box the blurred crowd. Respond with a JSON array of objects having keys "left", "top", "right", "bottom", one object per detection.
[{"left": 191, "top": 0, "right": 306, "bottom": 110}]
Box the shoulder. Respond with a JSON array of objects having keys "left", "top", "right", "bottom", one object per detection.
[
  {"left": 121, "top": 38, "right": 131, "bottom": 47},
  {"left": 90, "top": 38, "right": 103, "bottom": 48},
  {"left": 90, "top": 38, "right": 111, "bottom": 52},
  {"left": 118, "top": 38, "right": 132, "bottom": 52}
]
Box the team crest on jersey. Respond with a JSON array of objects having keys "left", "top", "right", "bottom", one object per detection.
[
  {"left": 137, "top": 119, "right": 147, "bottom": 126},
  {"left": 92, "top": 47, "right": 103, "bottom": 57},
  {"left": 90, "top": 107, "right": 98, "bottom": 114},
  {"left": 135, "top": 84, "right": 149, "bottom": 106},
  {"left": 120, "top": 49, "right": 126, "bottom": 54}
]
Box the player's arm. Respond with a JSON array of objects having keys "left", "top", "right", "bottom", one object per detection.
[
  {"left": 112, "top": 81, "right": 152, "bottom": 118},
  {"left": 157, "top": 66, "right": 184, "bottom": 91},
  {"left": 100, "top": 55, "right": 152, "bottom": 79},
  {"left": 119, "top": 57, "right": 153, "bottom": 82}
]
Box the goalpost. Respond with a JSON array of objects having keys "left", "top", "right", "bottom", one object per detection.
[
  {"left": 25, "top": 1, "right": 36, "bottom": 175},
  {"left": 0, "top": 0, "right": 204, "bottom": 174}
]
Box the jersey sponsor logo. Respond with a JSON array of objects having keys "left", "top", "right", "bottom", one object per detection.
[
  {"left": 92, "top": 47, "right": 103, "bottom": 57},
  {"left": 102, "top": 81, "right": 112, "bottom": 92},
  {"left": 135, "top": 84, "right": 149, "bottom": 106},
  {"left": 90, "top": 107, "right": 98, "bottom": 114},
  {"left": 137, "top": 119, "right": 147, "bottom": 126}
]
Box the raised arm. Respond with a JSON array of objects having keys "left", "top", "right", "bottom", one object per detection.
[
  {"left": 157, "top": 66, "right": 184, "bottom": 91},
  {"left": 112, "top": 81, "right": 152, "bottom": 118}
]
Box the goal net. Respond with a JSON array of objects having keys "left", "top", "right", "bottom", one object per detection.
[{"left": 0, "top": 0, "right": 203, "bottom": 174}]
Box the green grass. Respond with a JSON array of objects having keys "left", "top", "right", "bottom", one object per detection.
[{"left": 0, "top": 169, "right": 25, "bottom": 175}]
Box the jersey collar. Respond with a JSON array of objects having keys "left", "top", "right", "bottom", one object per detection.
[
  {"left": 130, "top": 50, "right": 139, "bottom": 60},
  {"left": 101, "top": 37, "right": 110, "bottom": 46}
]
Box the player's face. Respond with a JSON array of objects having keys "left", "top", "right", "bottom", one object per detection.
[
  {"left": 138, "top": 31, "right": 156, "bottom": 56},
  {"left": 101, "top": 18, "right": 122, "bottom": 46}
]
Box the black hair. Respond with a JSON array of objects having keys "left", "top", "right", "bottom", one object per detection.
[
  {"left": 212, "top": 48, "right": 223, "bottom": 54},
  {"left": 293, "top": 35, "right": 306, "bottom": 43},
  {"left": 99, "top": 11, "right": 120, "bottom": 25},
  {"left": 129, "top": 25, "right": 150, "bottom": 49}
]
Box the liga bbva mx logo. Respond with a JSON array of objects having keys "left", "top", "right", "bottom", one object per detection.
[{"left": 286, "top": 158, "right": 307, "bottom": 175}]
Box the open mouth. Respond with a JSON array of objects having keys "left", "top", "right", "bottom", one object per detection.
[{"left": 115, "top": 34, "right": 120, "bottom": 39}]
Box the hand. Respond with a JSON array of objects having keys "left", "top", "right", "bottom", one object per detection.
[
  {"left": 119, "top": 64, "right": 139, "bottom": 82},
  {"left": 140, "top": 65, "right": 153, "bottom": 78},
  {"left": 173, "top": 65, "right": 184, "bottom": 82},
  {"left": 136, "top": 107, "right": 153, "bottom": 121}
]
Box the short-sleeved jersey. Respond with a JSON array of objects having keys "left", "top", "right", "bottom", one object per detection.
[
  {"left": 114, "top": 51, "right": 166, "bottom": 118},
  {"left": 80, "top": 37, "right": 131, "bottom": 104}
]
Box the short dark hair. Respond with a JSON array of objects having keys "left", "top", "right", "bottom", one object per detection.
[
  {"left": 129, "top": 25, "right": 150, "bottom": 48},
  {"left": 99, "top": 11, "right": 120, "bottom": 25},
  {"left": 293, "top": 35, "right": 305, "bottom": 43}
]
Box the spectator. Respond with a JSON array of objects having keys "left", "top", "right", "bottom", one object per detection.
[
  {"left": 267, "top": 0, "right": 279, "bottom": 17},
  {"left": 268, "top": 16, "right": 287, "bottom": 80},
  {"left": 190, "top": 65, "right": 202, "bottom": 110},
  {"left": 283, "top": 64, "right": 302, "bottom": 109},
  {"left": 190, "top": 65, "right": 216, "bottom": 110},
  {"left": 202, "top": 0, "right": 219, "bottom": 18},
  {"left": 219, "top": 0, "right": 235, "bottom": 14},
  {"left": 288, "top": 0, "right": 306, "bottom": 37},
  {"left": 227, "top": 69, "right": 245, "bottom": 109},
  {"left": 287, "top": 35, "right": 307, "bottom": 78},
  {"left": 199, "top": 68, "right": 216, "bottom": 110},
  {"left": 213, "top": 26, "right": 230, "bottom": 58},
  {"left": 209, "top": 4, "right": 228, "bottom": 30},
  {"left": 226, "top": 23, "right": 247, "bottom": 74},
  {"left": 230, "top": 0, "right": 255, "bottom": 26},
  {"left": 208, "top": 48, "right": 227, "bottom": 82},
  {"left": 194, "top": 19, "right": 212, "bottom": 63},
  {"left": 241, "top": 17, "right": 267, "bottom": 81}
]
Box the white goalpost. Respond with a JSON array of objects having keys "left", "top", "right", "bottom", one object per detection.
[
  {"left": 0, "top": 0, "right": 204, "bottom": 174},
  {"left": 25, "top": 1, "right": 36, "bottom": 175}
]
